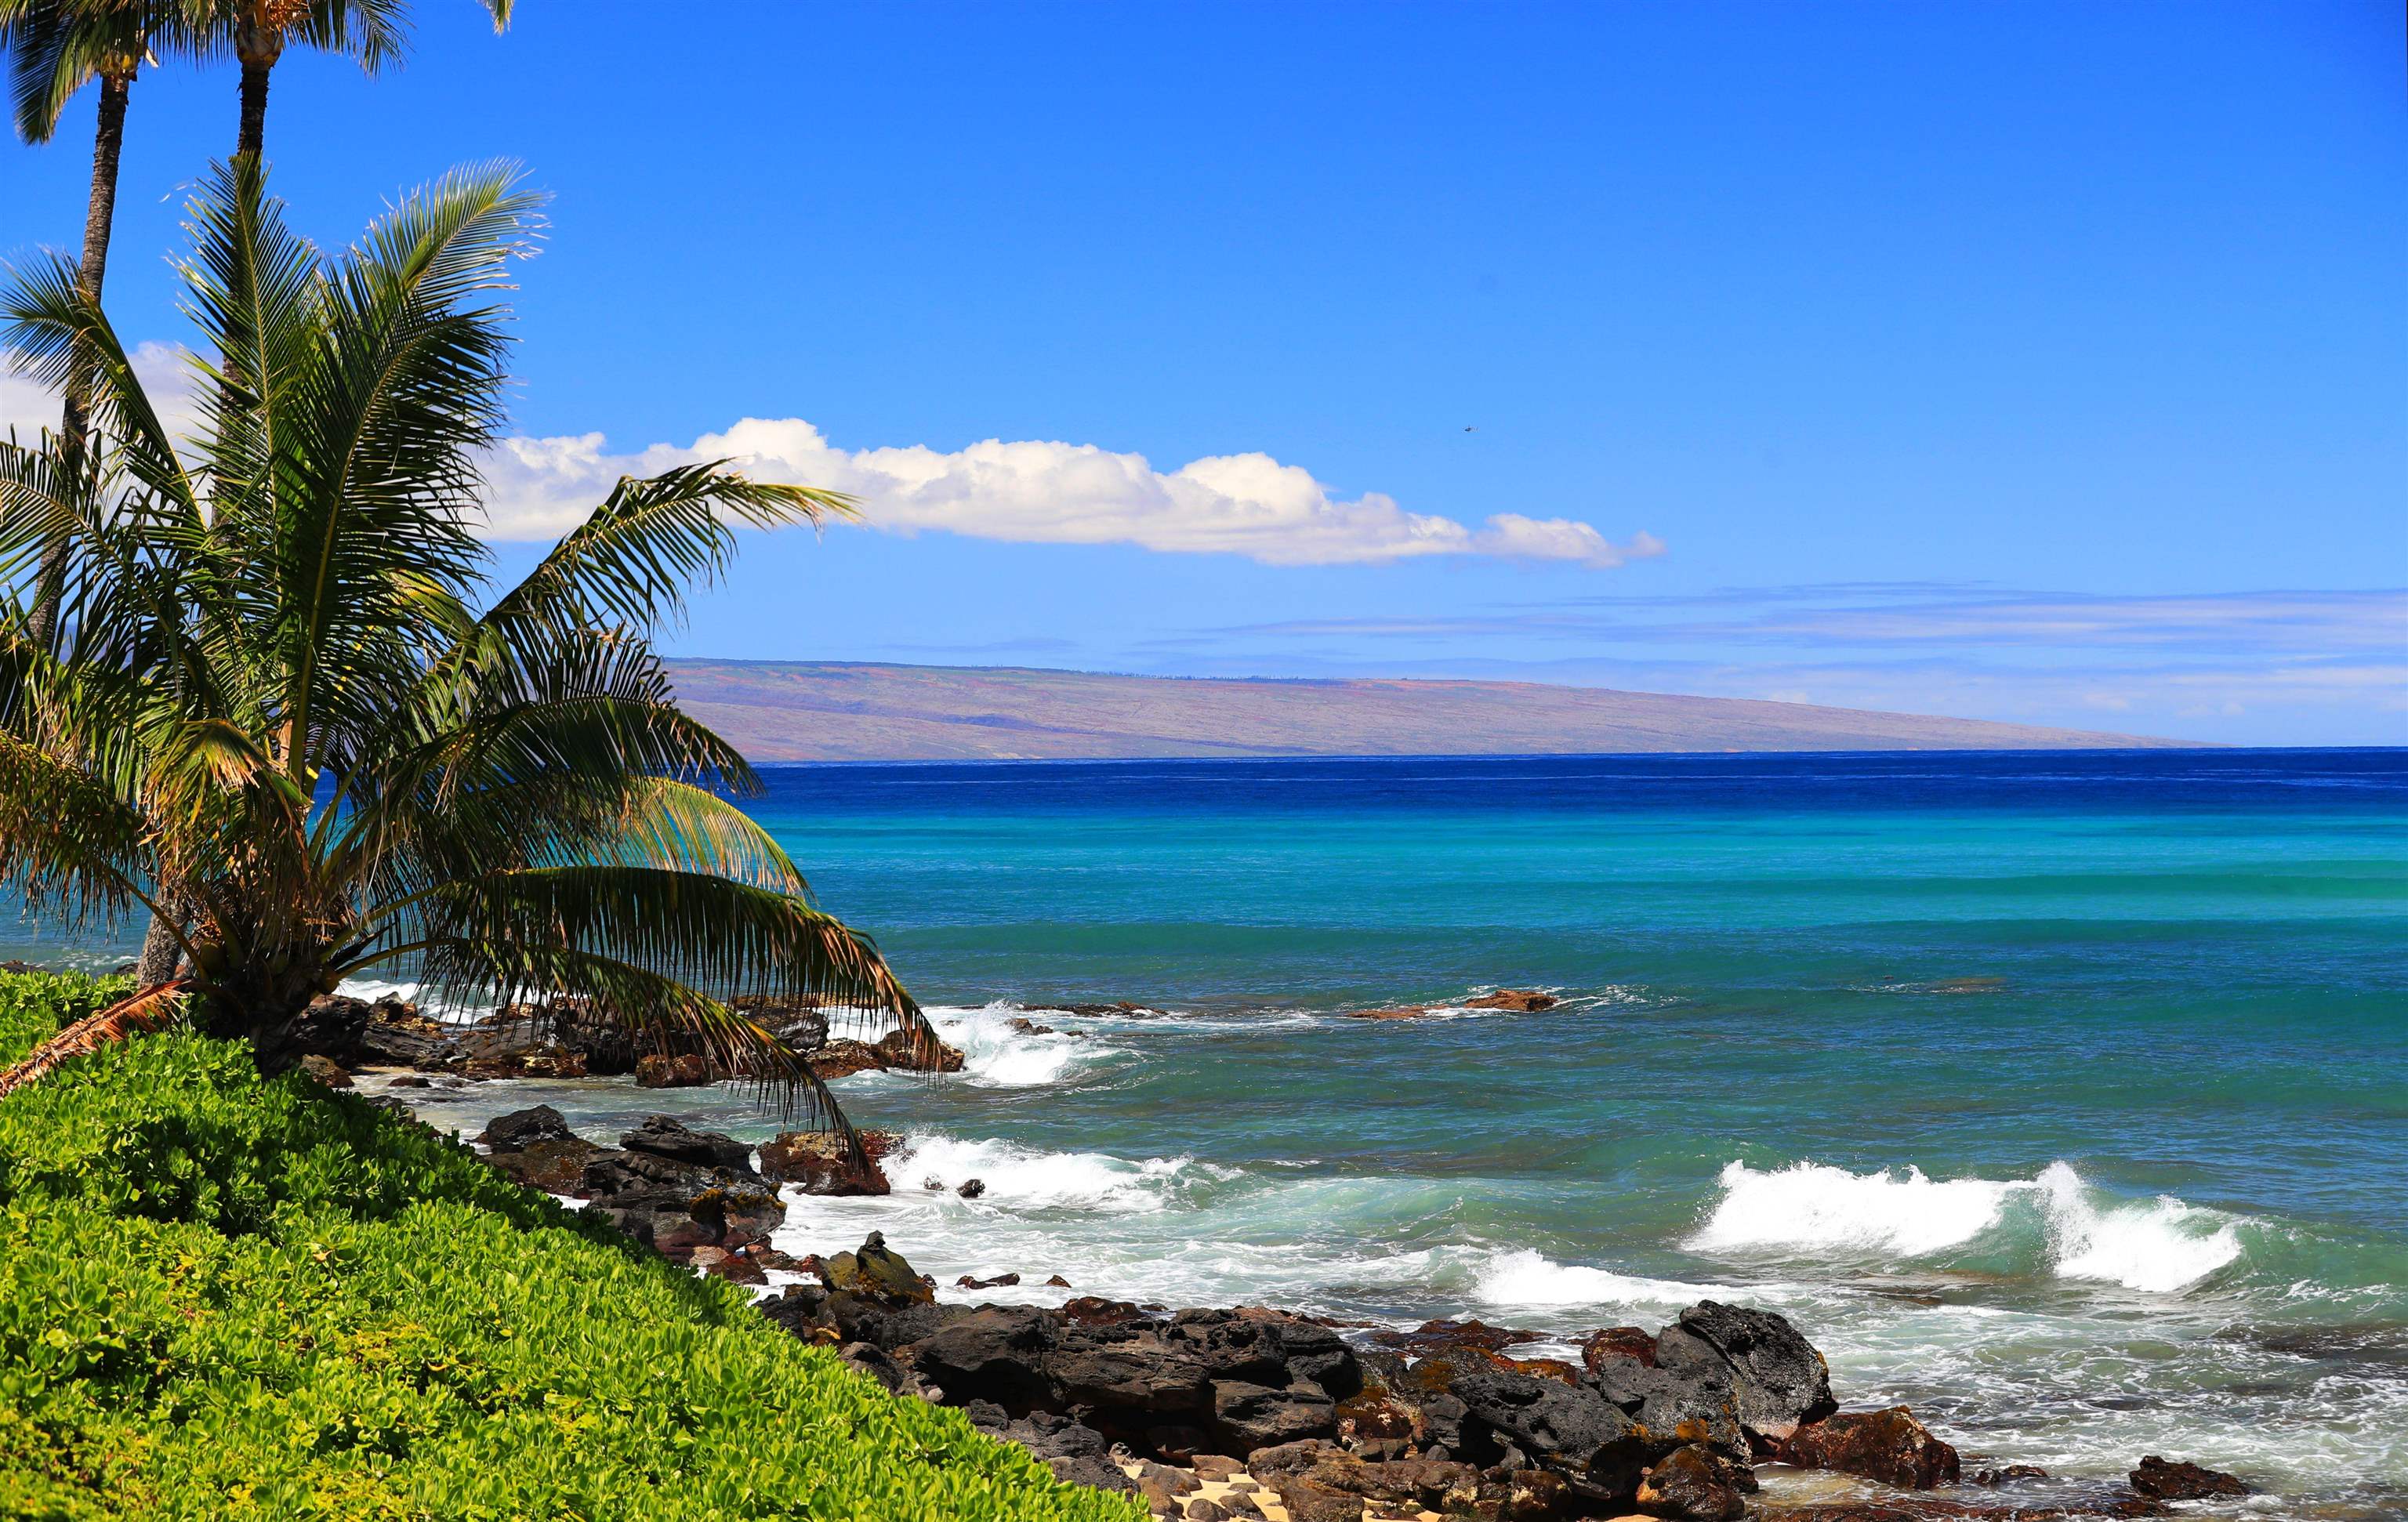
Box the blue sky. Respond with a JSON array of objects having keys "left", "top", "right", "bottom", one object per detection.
[{"left": 4, "top": 1, "right": 2402, "bottom": 744}]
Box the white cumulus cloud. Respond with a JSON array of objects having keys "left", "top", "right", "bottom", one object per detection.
[
  {"left": 483, "top": 418, "right": 1663, "bottom": 570},
  {"left": 5, "top": 349, "right": 1662, "bottom": 569}
]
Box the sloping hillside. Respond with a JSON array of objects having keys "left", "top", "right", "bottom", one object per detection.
[{"left": 665, "top": 661, "right": 2192, "bottom": 761}]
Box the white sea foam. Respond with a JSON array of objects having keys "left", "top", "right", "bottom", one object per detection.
[
  {"left": 2037, "top": 1161, "right": 2245, "bottom": 1293},
  {"left": 1691, "top": 1159, "right": 2019, "bottom": 1258},
  {"left": 1691, "top": 1158, "right": 2249, "bottom": 1294},
  {"left": 1472, "top": 1248, "right": 1728, "bottom": 1313},
  {"left": 921, "top": 1002, "right": 1119, "bottom": 1088},
  {"left": 879, "top": 1133, "right": 1219, "bottom": 1214}
]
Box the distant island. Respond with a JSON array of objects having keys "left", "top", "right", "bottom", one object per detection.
[{"left": 665, "top": 660, "right": 2198, "bottom": 761}]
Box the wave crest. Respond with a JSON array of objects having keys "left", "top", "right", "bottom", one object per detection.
[{"left": 1689, "top": 1158, "right": 2247, "bottom": 1293}]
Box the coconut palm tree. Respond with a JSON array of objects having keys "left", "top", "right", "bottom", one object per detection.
[
  {"left": 205, "top": 0, "right": 510, "bottom": 159},
  {"left": 0, "top": 0, "right": 194, "bottom": 647},
  {"left": 0, "top": 158, "right": 928, "bottom": 1150}
]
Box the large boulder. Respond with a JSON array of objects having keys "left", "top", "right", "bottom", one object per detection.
[
  {"left": 824, "top": 1231, "right": 935, "bottom": 1304},
  {"left": 1659, "top": 1300, "right": 1837, "bottom": 1440},
  {"left": 1446, "top": 1364, "right": 1657, "bottom": 1500},
  {"left": 758, "top": 1129, "right": 896, "bottom": 1195},
  {"left": 1587, "top": 1353, "right": 1746, "bottom": 1455},
  {"left": 634, "top": 1053, "right": 711, "bottom": 1088},
  {"left": 581, "top": 1143, "right": 784, "bottom": 1258},
  {"left": 479, "top": 1104, "right": 576, "bottom": 1152},
  {"left": 1777, "top": 1407, "right": 1960, "bottom": 1490},
  {"left": 1050, "top": 1325, "right": 1214, "bottom": 1414},
  {"left": 907, "top": 1306, "right": 1057, "bottom": 1409},
  {"left": 621, "top": 1114, "right": 753, "bottom": 1172},
  {"left": 1212, "top": 1380, "right": 1337, "bottom": 1451}
]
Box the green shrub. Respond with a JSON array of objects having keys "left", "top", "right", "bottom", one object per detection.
[{"left": 0, "top": 971, "right": 1144, "bottom": 1521}]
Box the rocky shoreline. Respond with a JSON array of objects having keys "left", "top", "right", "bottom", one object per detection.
[
  {"left": 274, "top": 991, "right": 2261, "bottom": 1520},
  {"left": 445, "top": 1094, "right": 2246, "bottom": 1522}
]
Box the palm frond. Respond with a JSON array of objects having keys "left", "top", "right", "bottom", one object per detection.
[{"left": 0, "top": 979, "right": 185, "bottom": 1097}]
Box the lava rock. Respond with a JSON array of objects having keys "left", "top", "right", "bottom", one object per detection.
[
  {"left": 758, "top": 1129, "right": 895, "bottom": 1195},
  {"left": 634, "top": 1053, "right": 710, "bottom": 1087},
  {"left": 621, "top": 1114, "right": 752, "bottom": 1172},
  {"left": 1213, "top": 1380, "right": 1338, "bottom": 1451},
  {"left": 1778, "top": 1407, "right": 1960, "bottom": 1490},
  {"left": 1659, "top": 1299, "right": 1837, "bottom": 1439},
  {"left": 478, "top": 1104, "right": 575, "bottom": 1152},
  {"left": 2129, "top": 1455, "right": 2247, "bottom": 1501},
  {"left": 1635, "top": 1442, "right": 1756, "bottom": 1520},
  {"left": 906, "top": 1306, "right": 1058, "bottom": 1408},
  {"left": 825, "top": 1231, "right": 936, "bottom": 1305},
  {"left": 1579, "top": 1325, "right": 1659, "bottom": 1372},
  {"left": 1463, "top": 989, "right": 1558, "bottom": 1012}
]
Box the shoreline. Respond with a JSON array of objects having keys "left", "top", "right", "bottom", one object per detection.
[{"left": 291, "top": 982, "right": 2398, "bottom": 1512}]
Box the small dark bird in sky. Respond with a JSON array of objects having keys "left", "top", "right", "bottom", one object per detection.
[{"left": 1463, "top": 426, "right": 1478, "bottom": 432}]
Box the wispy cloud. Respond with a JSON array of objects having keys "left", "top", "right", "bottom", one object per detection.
[
  {"left": 1136, "top": 585, "right": 2408, "bottom": 745},
  {"left": 485, "top": 419, "right": 1662, "bottom": 569},
  {"left": 4, "top": 356, "right": 1661, "bottom": 571}
]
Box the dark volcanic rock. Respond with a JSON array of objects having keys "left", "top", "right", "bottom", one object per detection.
[
  {"left": 1779, "top": 1407, "right": 1960, "bottom": 1490},
  {"left": 1446, "top": 1364, "right": 1655, "bottom": 1497},
  {"left": 908, "top": 1306, "right": 1057, "bottom": 1408},
  {"left": 1661, "top": 1300, "right": 1837, "bottom": 1439},
  {"left": 622, "top": 1114, "right": 753, "bottom": 1172},
  {"left": 1044, "top": 1454, "right": 1137, "bottom": 1495},
  {"left": 479, "top": 1104, "right": 575, "bottom": 1152},
  {"left": 1051, "top": 1325, "right": 1214, "bottom": 1412},
  {"left": 1637, "top": 1442, "right": 1757, "bottom": 1520},
  {"left": 808, "top": 1038, "right": 887, "bottom": 1079},
  {"left": 2128, "top": 1455, "right": 2247, "bottom": 1501},
  {"left": 874, "top": 1027, "right": 967, "bottom": 1072},
  {"left": 1586, "top": 1353, "right": 1746, "bottom": 1454},
  {"left": 1213, "top": 1380, "right": 1337, "bottom": 1451},
  {"left": 486, "top": 1136, "right": 601, "bottom": 1194}
]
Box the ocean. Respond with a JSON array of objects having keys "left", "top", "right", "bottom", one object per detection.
[{"left": 16, "top": 748, "right": 2406, "bottom": 1513}]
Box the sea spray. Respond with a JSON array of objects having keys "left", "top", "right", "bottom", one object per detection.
[{"left": 1691, "top": 1158, "right": 2252, "bottom": 1293}]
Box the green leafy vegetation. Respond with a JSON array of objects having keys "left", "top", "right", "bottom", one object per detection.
[{"left": 0, "top": 969, "right": 1143, "bottom": 1521}]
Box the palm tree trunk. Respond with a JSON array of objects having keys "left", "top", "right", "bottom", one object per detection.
[
  {"left": 238, "top": 59, "right": 271, "bottom": 158},
  {"left": 26, "top": 71, "right": 132, "bottom": 653}
]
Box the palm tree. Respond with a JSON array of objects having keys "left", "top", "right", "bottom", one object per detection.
[
  {"left": 0, "top": 158, "right": 930, "bottom": 1153},
  {"left": 0, "top": 0, "right": 193, "bottom": 648},
  {"left": 208, "top": 0, "right": 510, "bottom": 159}
]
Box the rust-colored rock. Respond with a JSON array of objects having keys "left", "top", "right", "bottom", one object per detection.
[
  {"left": 1347, "top": 1005, "right": 1433, "bottom": 1020},
  {"left": 808, "top": 1038, "right": 887, "bottom": 1079},
  {"left": 1464, "top": 988, "right": 1558, "bottom": 1012},
  {"left": 296, "top": 1053, "right": 353, "bottom": 1088},
  {"left": 1580, "top": 1325, "right": 1659, "bottom": 1372},
  {"left": 875, "top": 1027, "right": 966, "bottom": 1072},
  {"left": 1369, "top": 1317, "right": 1541, "bottom": 1353},
  {"left": 1779, "top": 1407, "right": 1960, "bottom": 1490},
  {"left": 1637, "top": 1441, "right": 1755, "bottom": 1520},
  {"left": 2128, "top": 1455, "right": 2247, "bottom": 1501},
  {"left": 759, "top": 1129, "right": 896, "bottom": 1194},
  {"left": 634, "top": 1052, "right": 710, "bottom": 1087}
]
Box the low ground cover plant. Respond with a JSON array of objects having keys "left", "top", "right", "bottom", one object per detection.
[{"left": 0, "top": 969, "right": 1141, "bottom": 1521}]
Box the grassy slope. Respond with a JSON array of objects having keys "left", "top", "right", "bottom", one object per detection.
[
  {"left": 0, "top": 971, "right": 1142, "bottom": 1522},
  {"left": 664, "top": 660, "right": 2195, "bottom": 762}
]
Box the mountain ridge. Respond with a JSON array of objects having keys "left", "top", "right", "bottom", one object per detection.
[{"left": 664, "top": 660, "right": 2200, "bottom": 761}]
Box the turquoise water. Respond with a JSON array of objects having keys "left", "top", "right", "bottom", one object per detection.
[{"left": 18, "top": 749, "right": 2406, "bottom": 1509}]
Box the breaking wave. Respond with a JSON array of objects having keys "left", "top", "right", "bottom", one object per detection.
[{"left": 1689, "top": 1158, "right": 2248, "bottom": 1293}]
